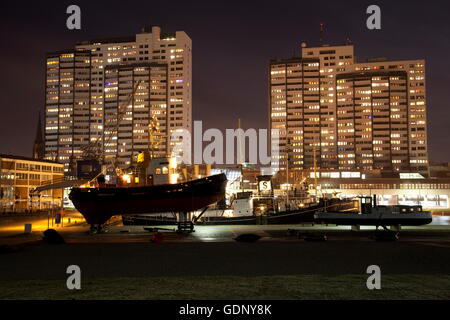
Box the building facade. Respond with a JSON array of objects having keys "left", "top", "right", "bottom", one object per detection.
[
  {"left": 45, "top": 26, "right": 192, "bottom": 172},
  {"left": 269, "top": 57, "right": 321, "bottom": 172},
  {"left": 317, "top": 175, "right": 450, "bottom": 210},
  {"left": 103, "top": 63, "right": 169, "bottom": 167},
  {"left": 45, "top": 50, "right": 92, "bottom": 167},
  {"left": 269, "top": 43, "right": 428, "bottom": 177},
  {"left": 0, "top": 155, "right": 65, "bottom": 213}
]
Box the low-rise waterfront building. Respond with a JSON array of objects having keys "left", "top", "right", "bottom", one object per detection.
[
  {"left": 304, "top": 171, "right": 450, "bottom": 209},
  {"left": 0, "top": 154, "right": 65, "bottom": 213}
]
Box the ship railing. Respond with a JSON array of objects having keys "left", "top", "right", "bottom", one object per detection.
[
  {"left": 265, "top": 206, "right": 319, "bottom": 219},
  {"left": 264, "top": 200, "right": 357, "bottom": 218}
]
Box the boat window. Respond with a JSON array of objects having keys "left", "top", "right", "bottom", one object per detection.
[
  {"left": 162, "top": 167, "right": 169, "bottom": 174},
  {"left": 155, "top": 168, "right": 161, "bottom": 175}
]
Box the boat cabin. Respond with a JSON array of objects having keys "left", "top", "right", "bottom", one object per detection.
[{"left": 358, "top": 195, "right": 424, "bottom": 214}]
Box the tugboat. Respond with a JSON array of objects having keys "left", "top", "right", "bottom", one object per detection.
[
  {"left": 314, "top": 195, "right": 432, "bottom": 228},
  {"left": 194, "top": 197, "right": 356, "bottom": 225},
  {"left": 69, "top": 173, "right": 227, "bottom": 231},
  {"left": 263, "top": 197, "right": 356, "bottom": 224}
]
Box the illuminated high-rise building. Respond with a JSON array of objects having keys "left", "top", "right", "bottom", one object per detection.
[
  {"left": 270, "top": 43, "right": 428, "bottom": 176},
  {"left": 102, "top": 63, "right": 169, "bottom": 167},
  {"left": 44, "top": 26, "right": 192, "bottom": 172}
]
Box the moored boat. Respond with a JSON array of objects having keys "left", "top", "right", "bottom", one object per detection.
[
  {"left": 122, "top": 196, "right": 357, "bottom": 226},
  {"left": 314, "top": 195, "right": 432, "bottom": 226}
]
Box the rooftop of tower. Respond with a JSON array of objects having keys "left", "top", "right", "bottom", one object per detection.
[{"left": 0, "top": 154, "right": 62, "bottom": 165}]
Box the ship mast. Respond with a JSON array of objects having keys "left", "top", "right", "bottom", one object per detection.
[
  {"left": 148, "top": 116, "right": 160, "bottom": 160},
  {"left": 81, "top": 80, "right": 143, "bottom": 184}
]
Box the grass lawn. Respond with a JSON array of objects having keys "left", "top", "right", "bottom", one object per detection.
[{"left": 1, "top": 274, "right": 449, "bottom": 300}]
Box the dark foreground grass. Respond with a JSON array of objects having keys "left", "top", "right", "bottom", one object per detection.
[{"left": 1, "top": 274, "right": 449, "bottom": 300}]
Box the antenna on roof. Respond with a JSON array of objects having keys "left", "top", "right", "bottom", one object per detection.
[
  {"left": 346, "top": 36, "right": 352, "bottom": 45},
  {"left": 319, "top": 23, "right": 325, "bottom": 46}
]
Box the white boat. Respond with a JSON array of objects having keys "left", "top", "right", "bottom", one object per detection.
[{"left": 314, "top": 196, "right": 432, "bottom": 227}]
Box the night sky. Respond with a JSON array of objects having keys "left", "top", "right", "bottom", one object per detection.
[{"left": 1, "top": 0, "right": 449, "bottom": 161}]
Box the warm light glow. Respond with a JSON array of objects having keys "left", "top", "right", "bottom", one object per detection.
[
  {"left": 170, "top": 173, "right": 179, "bottom": 184},
  {"left": 169, "top": 157, "right": 179, "bottom": 184},
  {"left": 122, "top": 174, "right": 131, "bottom": 184}
]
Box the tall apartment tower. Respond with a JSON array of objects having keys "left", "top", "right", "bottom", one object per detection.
[
  {"left": 269, "top": 43, "right": 428, "bottom": 176},
  {"left": 45, "top": 26, "right": 192, "bottom": 172},
  {"left": 269, "top": 57, "right": 321, "bottom": 173}
]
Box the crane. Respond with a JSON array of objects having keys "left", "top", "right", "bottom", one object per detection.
[
  {"left": 79, "top": 78, "right": 163, "bottom": 183},
  {"left": 80, "top": 79, "right": 143, "bottom": 162}
]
